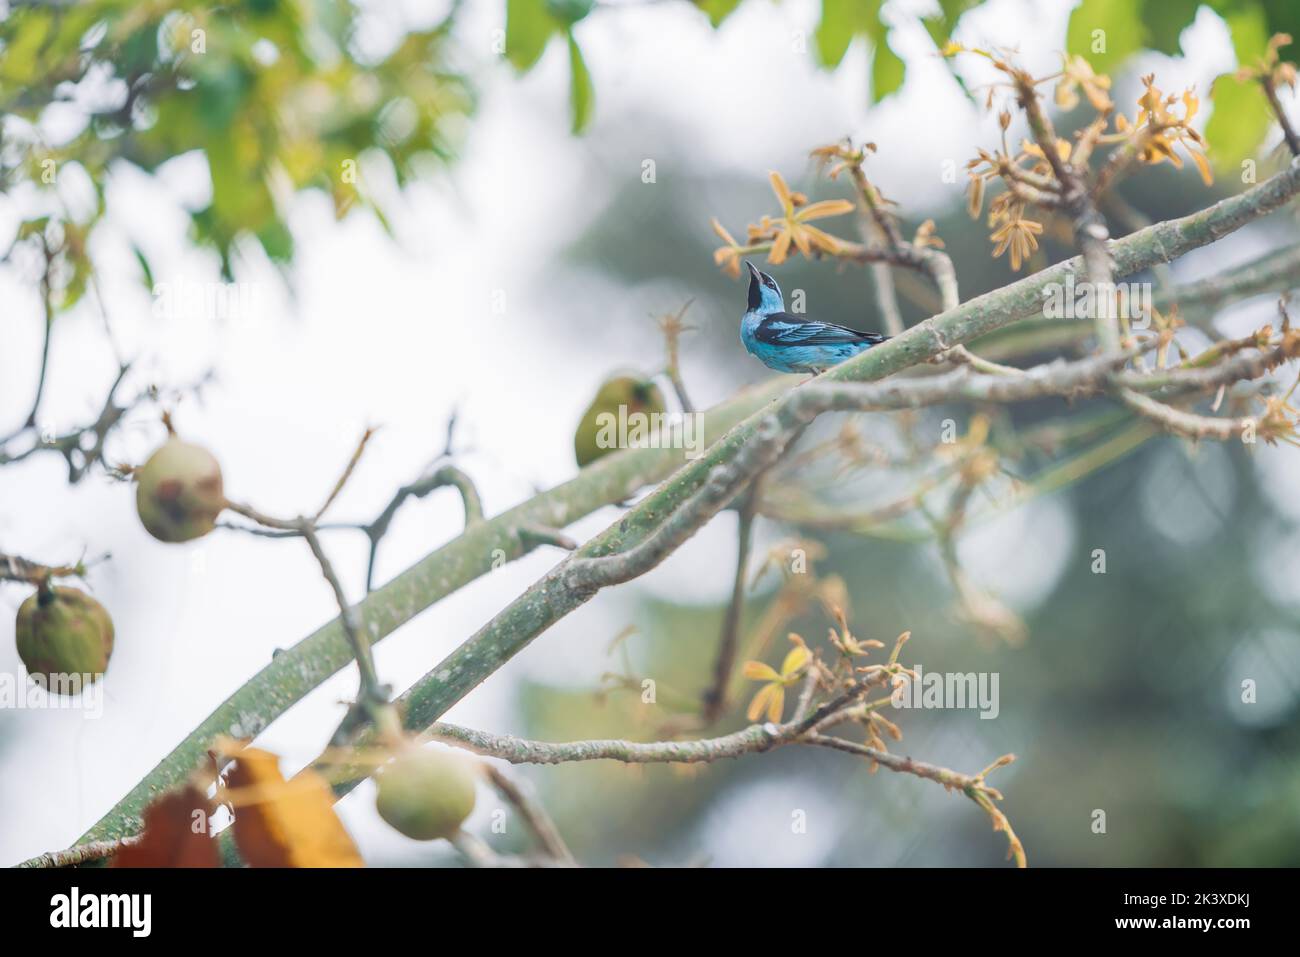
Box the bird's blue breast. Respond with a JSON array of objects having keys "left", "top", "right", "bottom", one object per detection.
[
  {"left": 744, "top": 337, "right": 877, "bottom": 373},
  {"left": 740, "top": 310, "right": 883, "bottom": 373}
]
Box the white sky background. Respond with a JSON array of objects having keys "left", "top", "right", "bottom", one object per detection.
[{"left": 0, "top": 0, "right": 1293, "bottom": 865}]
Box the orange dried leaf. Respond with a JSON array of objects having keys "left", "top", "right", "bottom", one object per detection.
[
  {"left": 112, "top": 784, "right": 219, "bottom": 868},
  {"left": 226, "top": 746, "right": 364, "bottom": 868}
]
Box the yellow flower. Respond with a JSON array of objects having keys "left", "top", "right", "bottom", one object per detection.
[
  {"left": 913, "top": 219, "right": 944, "bottom": 249},
  {"left": 1258, "top": 375, "right": 1300, "bottom": 447},
  {"left": 966, "top": 167, "right": 988, "bottom": 218},
  {"left": 743, "top": 635, "right": 812, "bottom": 723},
  {"left": 762, "top": 171, "right": 854, "bottom": 264},
  {"left": 988, "top": 206, "right": 1042, "bottom": 271},
  {"left": 710, "top": 217, "right": 744, "bottom": 279},
  {"left": 1021, "top": 136, "right": 1073, "bottom": 169},
  {"left": 1055, "top": 54, "right": 1112, "bottom": 112},
  {"left": 810, "top": 140, "right": 875, "bottom": 180},
  {"left": 828, "top": 607, "right": 883, "bottom": 658},
  {"left": 1128, "top": 76, "right": 1212, "bottom": 186},
  {"left": 937, "top": 413, "right": 991, "bottom": 459}
]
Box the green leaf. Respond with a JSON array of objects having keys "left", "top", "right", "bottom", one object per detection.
[
  {"left": 567, "top": 31, "right": 595, "bottom": 134},
  {"left": 697, "top": 0, "right": 743, "bottom": 28},
  {"left": 17, "top": 217, "right": 50, "bottom": 241},
  {"left": 871, "top": 35, "right": 905, "bottom": 101},
  {"left": 922, "top": 0, "right": 979, "bottom": 103},
  {"left": 922, "top": 0, "right": 979, "bottom": 46},
  {"left": 194, "top": 63, "right": 252, "bottom": 133},
  {"left": 506, "top": 0, "right": 557, "bottom": 72},
  {"left": 1224, "top": 5, "right": 1270, "bottom": 66},
  {"left": 813, "top": 1, "right": 903, "bottom": 100},
  {"left": 256, "top": 220, "right": 295, "bottom": 264},
  {"left": 816, "top": 0, "right": 858, "bottom": 68},
  {"left": 1261, "top": 1, "right": 1300, "bottom": 47},
  {"left": 545, "top": 0, "right": 595, "bottom": 24},
  {"left": 1205, "top": 71, "right": 1274, "bottom": 172},
  {"left": 132, "top": 246, "right": 155, "bottom": 291},
  {"left": 1066, "top": 0, "right": 1146, "bottom": 75},
  {"left": 0, "top": 10, "right": 54, "bottom": 84},
  {"left": 1139, "top": 0, "right": 1201, "bottom": 56},
  {"left": 120, "top": 23, "right": 161, "bottom": 74},
  {"left": 815, "top": 0, "right": 890, "bottom": 72}
]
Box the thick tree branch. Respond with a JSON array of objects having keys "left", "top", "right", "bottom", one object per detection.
[{"left": 15, "top": 838, "right": 137, "bottom": 869}]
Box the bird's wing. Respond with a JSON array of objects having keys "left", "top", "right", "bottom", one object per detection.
[{"left": 753, "top": 312, "right": 888, "bottom": 347}]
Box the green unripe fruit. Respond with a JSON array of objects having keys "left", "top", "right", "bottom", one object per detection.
[
  {"left": 135, "top": 438, "right": 225, "bottom": 543},
  {"left": 15, "top": 586, "right": 114, "bottom": 693},
  {"left": 545, "top": 0, "right": 595, "bottom": 24},
  {"left": 375, "top": 748, "right": 478, "bottom": 841},
  {"left": 574, "top": 373, "right": 667, "bottom": 467}
]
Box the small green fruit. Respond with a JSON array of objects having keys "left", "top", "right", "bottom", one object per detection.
[
  {"left": 15, "top": 586, "right": 114, "bottom": 692},
  {"left": 375, "top": 748, "right": 477, "bottom": 841},
  {"left": 574, "top": 373, "right": 667, "bottom": 467},
  {"left": 545, "top": 0, "right": 595, "bottom": 24},
  {"left": 135, "top": 438, "right": 225, "bottom": 543}
]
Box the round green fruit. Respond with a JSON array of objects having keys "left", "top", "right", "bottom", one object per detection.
[
  {"left": 545, "top": 0, "right": 595, "bottom": 24},
  {"left": 135, "top": 438, "right": 225, "bottom": 543},
  {"left": 375, "top": 748, "right": 478, "bottom": 841},
  {"left": 574, "top": 373, "right": 667, "bottom": 467},
  {"left": 15, "top": 586, "right": 114, "bottom": 692}
]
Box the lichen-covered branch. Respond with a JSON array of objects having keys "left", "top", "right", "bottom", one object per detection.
[
  {"left": 15, "top": 838, "right": 137, "bottom": 869},
  {"left": 426, "top": 703, "right": 1023, "bottom": 866}
]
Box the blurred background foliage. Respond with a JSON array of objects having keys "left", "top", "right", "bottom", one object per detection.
[
  {"left": 3, "top": 0, "right": 1295, "bottom": 287},
  {"left": 3, "top": 0, "right": 1298, "bottom": 866},
  {"left": 1, "top": 0, "right": 472, "bottom": 283}
]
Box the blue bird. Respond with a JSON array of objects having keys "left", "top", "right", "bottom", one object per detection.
[{"left": 740, "top": 260, "right": 888, "bottom": 374}]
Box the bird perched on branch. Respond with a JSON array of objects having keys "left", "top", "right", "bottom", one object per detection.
[{"left": 740, "top": 260, "right": 888, "bottom": 374}]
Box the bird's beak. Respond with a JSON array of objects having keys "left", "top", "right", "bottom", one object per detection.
[{"left": 744, "top": 260, "right": 760, "bottom": 280}]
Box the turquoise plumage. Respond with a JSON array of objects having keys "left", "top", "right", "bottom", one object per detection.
[{"left": 739, "top": 261, "right": 888, "bottom": 374}]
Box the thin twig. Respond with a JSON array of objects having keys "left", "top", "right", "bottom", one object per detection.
[
  {"left": 1261, "top": 75, "right": 1300, "bottom": 157},
  {"left": 316, "top": 427, "right": 377, "bottom": 521},
  {"left": 700, "top": 480, "right": 761, "bottom": 723},
  {"left": 482, "top": 764, "right": 576, "bottom": 865},
  {"left": 364, "top": 463, "right": 485, "bottom": 592},
  {"left": 657, "top": 301, "right": 696, "bottom": 413}
]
